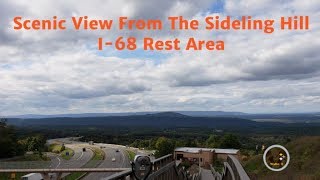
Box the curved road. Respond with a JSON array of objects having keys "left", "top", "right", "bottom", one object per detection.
[
  {"left": 48, "top": 145, "right": 93, "bottom": 169},
  {"left": 47, "top": 138, "right": 143, "bottom": 180},
  {"left": 83, "top": 146, "right": 130, "bottom": 180},
  {"left": 47, "top": 139, "right": 94, "bottom": 178}
]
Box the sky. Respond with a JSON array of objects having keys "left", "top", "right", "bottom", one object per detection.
[{"left": 0, "top": 0, "right": 320, "bottom": 115}]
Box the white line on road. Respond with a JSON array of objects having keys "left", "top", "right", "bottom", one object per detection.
[
  {"left": 120, "top": 150, "right": 126, "bottom": 167},
  {"left": 56, "top": 157, "right": 61, "bottom": 168},
  {"left": 77, "top": 151, "right": 84, "bottom": 161}
]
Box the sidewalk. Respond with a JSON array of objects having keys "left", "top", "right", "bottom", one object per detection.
[{"left": 201, "top": 168, "right": 215, "bottom": 180}]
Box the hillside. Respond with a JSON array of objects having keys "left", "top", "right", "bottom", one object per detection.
[
  {"left": 244, "top": 136, "right": 320, "bottom": 180},
  {"left": 5, "top": 111, "right": 247, "bottom": 119},
  {"left": 7, "top": 112, "right": 257, "bottom": 129}
]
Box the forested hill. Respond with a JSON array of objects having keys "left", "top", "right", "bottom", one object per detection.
[
  {"left": 8, "top": 112, "right": 258, "bottom": 128},
  {"left": 244, "top": 136, "right": 320, "bottom": 179}
]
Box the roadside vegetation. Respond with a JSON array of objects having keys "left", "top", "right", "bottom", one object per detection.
[
  {"left": 86, "top": 148, "right": 104, "bottom": 165},
  {"left": 126, "top": 150, "right": 136, "bottom": 161},
  {"left": 0, "top": 118, "right": 48, "bottom": 180},
  {"left": 212, "top": 159, "right": 224, "bottom": 173},
  {"left": 0, "top": 118, "right": 47, "bottom": 159},
  {"left": 48, "top": 143, "right": 74, "bottom": 160},
  {"left": 48, "top": 143, "right": 65, "bottom": 153},
  {"left": 61, "top": 148, "right": 75, "bottom": 160}
]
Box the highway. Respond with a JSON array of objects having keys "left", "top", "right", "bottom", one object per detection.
[
  {"left": 48, "top": 144, "right": 93, "bottom": 169},
  {"left": 48, "top": 138, "right": 135, "bottom": 180},
  {"left": 83, "top": 147, "right": 130, "bottom": 180},
  {"left": 46, "top": 141, "right": 94, "bottom": 178}
]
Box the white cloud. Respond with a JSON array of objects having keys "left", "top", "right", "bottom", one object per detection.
[{"left": 0, "top": 0, "right": 319, "bottom": 115}]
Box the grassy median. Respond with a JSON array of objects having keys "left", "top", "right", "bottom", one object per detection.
[
  {"left": 61, "top": 148, "right": 75, "bottom": 160},
  {"left": 126, "top": 150, "right": 136, "bottom": 161}
]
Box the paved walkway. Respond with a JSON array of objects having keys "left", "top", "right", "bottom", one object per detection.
[{"left": 201, "top": 168, "right": 215, "bottom": 180}]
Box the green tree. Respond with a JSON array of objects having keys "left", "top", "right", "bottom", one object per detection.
[
  {"left": 185, "top": 139, "right": 197, "bottom": 147},
  {"left": 206, "top": 135, "right": 220, "bottom": 148},
  {"left": 0, "top": 118, "right": 24, "bottom": 158},
  {"left": 61, "top": 144, "right": 66, "bottom": 152},
  {"left": 20, "top": 135, "right": 47, "bottom": 153},
  {"left": 219, "top": 134, "right": 241, "bottom": 149},
  {"left": 155, "top": 137, "right": 175, "bottom": 158}
]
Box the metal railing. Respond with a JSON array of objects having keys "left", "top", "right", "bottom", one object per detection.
[
  {"left": 0, "top": 154, "right": 212, "bottom": 180},
  {"left": 210, "top": 164, "right": 222, "bottom": 180},
  {"left": 0, "top": 168, "right": 129, "bottom": 173},
  {"left": 221, "top": 155, "right": 250, "bottom": 180},
  {"left": 105, "top": 154, "right": 189, "bottom": 180}
]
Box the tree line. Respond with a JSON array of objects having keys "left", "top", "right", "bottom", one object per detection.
[
  {"left": 0, "top": 118, "right": 46, "bottom": 159},
  {"left": 131, "top": 134, "right": 242, "bottom": 158}
]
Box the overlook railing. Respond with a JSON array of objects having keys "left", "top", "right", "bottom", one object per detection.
[
  {"left": 105, "top": 154, "right": 190, "bottom": 180},
  {"left": 0, "top": 154, "right": 250, "bottom": 180},
  {"left": 221, "top": 155, "right": 250, "bottom": 180}
]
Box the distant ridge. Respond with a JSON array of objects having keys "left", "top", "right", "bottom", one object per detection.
[
  {"left": 146, "top": 112, "right": 189, "bottom": 117},
  {"left": 5, "top": 111, "right": 320, "bottom": 124},
  {"left": 7, "top": 112, "right": 256, "bottom": 129},
  {"left": 5, "top": 111, "right": 247, "bottom": 119},
  {"left": 177, "top": 111, "right": 247, "bottom": 117}
]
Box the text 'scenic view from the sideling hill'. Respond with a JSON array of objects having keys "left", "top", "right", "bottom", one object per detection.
[{"left": 0, "top": 0, "right": 320, "bottom": 180}]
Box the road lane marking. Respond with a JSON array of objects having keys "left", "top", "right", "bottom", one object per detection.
[
  {"left": 77, "top": 151, "right": 84, "bottom": 160},
  {"left": 119, "top": 149, "right": 126, "bottom": 167},
  {"left": 56, "top": 157, "right": 61, "bottom": 168}
]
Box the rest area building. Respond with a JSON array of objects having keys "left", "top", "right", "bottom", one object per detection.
[{"left": 174, "top": 147, "right": 240, "bottom": 168}]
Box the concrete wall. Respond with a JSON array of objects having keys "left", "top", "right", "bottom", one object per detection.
[
  {"left": 174, "top": 151, "right": 214, "bottom": 167},
  {"left": 217, "top": 152, "right": 240, "bottom": 161}
]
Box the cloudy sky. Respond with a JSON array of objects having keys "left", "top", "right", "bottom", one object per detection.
[{"left": 0, "top": 0, "right": 319, "bottom": 115}]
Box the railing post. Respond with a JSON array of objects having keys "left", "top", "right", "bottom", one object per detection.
[{"left": 41, "top": 173, "right": 50, "bottom": 180}]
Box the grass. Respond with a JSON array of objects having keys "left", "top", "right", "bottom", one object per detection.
[
  {"left": 63, "top": 172, "right": 84, "bottom": 180},
  {"left": 62, "top": 148, "right": 105, "bottom": 180},
  {"left": 49, "top": 143, "right": 74, "bottom": 160},
  {"left": 126, "top": 150, "right": 136, "bottom": 161},
  {"left": 213, "top": 159, "right": 224, "bottom": 173},
  {"left": 91, "top": 148, "right": 105, "bottom": 161},
  {"left": 61, "top": 148, "right": 75, "bottom": 160},
  {"left": 10, "top": 153, "right": 50, "bottom": 161},
  {"left": 48, "top": 143, "right": 65, "bottom": 153},
  {"left": 0, "top": 172, "right": 26, "bottom": 180},
  {"left": 0, "top": 153, "right": 49, "bottom": 180}
]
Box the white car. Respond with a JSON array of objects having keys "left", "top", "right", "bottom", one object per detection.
[
  {"left": 112, "top": 157, "right": 116, "bottom": 162},
  {"left": 21, "top": 173, "right": 54, "bottom": 180}
]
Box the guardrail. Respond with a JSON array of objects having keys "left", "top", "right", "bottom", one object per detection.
[
  {"left": 0, "top": 168, "right": 131, "bottom": 180},
  {"left": 0, "top": 168, "right": 129, "bottom": 173},
  {"left": 0, "top": 161, "right": 51, "bottom": 169}
]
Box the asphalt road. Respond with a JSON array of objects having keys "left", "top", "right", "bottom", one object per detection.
[
  {"left": 47, "top": 144, "right": 93, "bottom": 169},
  {"left": 47, "top": 138, "right": 153, "bottom": 180},
  {"left": 46, "top": 143, "right": 94, "bottom": 178},
  {"left": 83, "top": 147, "right": 130, "bottom": 180}
]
